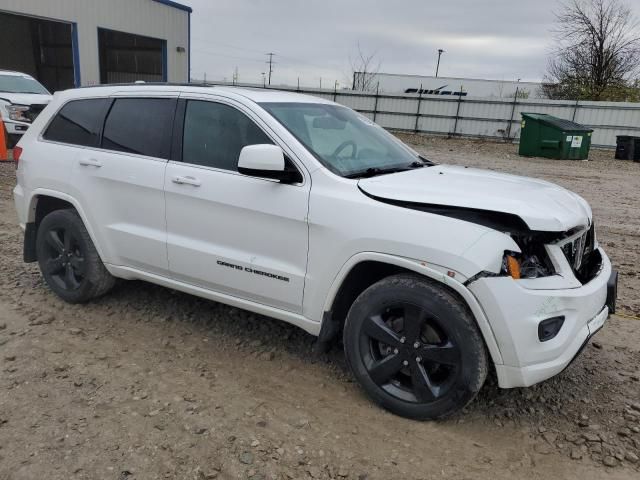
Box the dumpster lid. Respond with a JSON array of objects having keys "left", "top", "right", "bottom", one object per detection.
[{"left": 521, "top": 113, "right": 593, "bottom": 132}]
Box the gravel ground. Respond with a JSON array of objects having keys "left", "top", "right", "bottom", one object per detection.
[{"left": 1, "top": 137, "right": 640, "bottom": 480}]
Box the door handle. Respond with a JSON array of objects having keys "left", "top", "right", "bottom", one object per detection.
[
  {"left": 172, "top": 175, "right": 201, "bottom": 187},
  {"left": 79, "top": 158, "right": 102, "bottom": 167}
]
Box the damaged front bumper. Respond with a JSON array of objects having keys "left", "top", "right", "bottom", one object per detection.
[{"left": 469, "top": 247, "right": 615, "bottom": 388}]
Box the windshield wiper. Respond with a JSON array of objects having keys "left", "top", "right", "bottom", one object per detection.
[
  {"left": 344, "top": 156, "right": 436, "bottom": 179},
  {"left": 417, "top": 155, "right": 436, "bottom": 166},
  {"left": 344, "top": 166, "right": 410, "bottom": 179}
]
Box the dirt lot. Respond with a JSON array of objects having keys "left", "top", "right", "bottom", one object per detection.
[{"left": 1, "top": 137, "right": 640, "bottom": 480}]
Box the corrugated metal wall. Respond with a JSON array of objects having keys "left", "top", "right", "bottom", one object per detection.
[
  {"left": 215, "top": 82, "right": 640, "bottom": 148},
  {"left": 0, "top": 0, "right": 189, "bottom": 85}
]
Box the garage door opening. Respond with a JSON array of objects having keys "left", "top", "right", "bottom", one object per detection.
[
  {"left": 98, "top": 28, "right": 166, "bottom": 84},
  {"left": 0, "top": 11, "right": 76, "bottom": 92}
]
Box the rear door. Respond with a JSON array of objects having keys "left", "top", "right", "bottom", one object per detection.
[
  {"left": 164, "top": 95, "right": 310, "bottom": 313},
  {"left": 70, "top": 93, "right": 177, "bottom": 276}
]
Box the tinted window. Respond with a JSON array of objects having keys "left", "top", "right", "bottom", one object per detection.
[
  {"left": 182, "top": 101, "right": 272, "bottom": 171},
  {"left": 102, "top": 98, "right": 175, "bottom": 158},
  {"left": 43, "top": 99, "right": 109, "bottom": 147}
]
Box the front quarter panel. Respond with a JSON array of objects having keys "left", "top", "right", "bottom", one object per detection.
[{"left": 303, "top": 168, "right": 520, "bottom": 323}]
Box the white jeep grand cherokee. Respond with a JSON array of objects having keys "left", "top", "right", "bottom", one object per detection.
[{"left": 13, "top": 84, "right": 617, "bottom": 420}]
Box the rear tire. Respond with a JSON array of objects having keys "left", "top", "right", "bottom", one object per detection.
[
  {"left": 36, "top": 209, "right": 115, "bottom": 303},
  {"left": 343, "top": 274, "right": 488, "bottom": 420}
]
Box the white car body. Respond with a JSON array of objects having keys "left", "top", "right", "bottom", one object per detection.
[
  {"left": 0, "top": 71, "right": 52, "bottom": 143},
  {"left": 13, "top": 84, "right": 614, "bottom": 391}
]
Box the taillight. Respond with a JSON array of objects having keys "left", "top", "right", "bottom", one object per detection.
[{"left": 13, "top": 145, "right": 22, "bottom": 168}]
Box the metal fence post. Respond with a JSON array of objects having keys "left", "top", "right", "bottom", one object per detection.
[
  {"left": 372, "top": 83, "right": 380, "bottom": 122},
  {"left": 452, "top": 86, "right": 464, "bottom": 137},
  {"left": 505, "top": 87, "right": 519, "bottom": 141},
  {"left": 572, "top": 98, "right": 580, "bottom": 121},
  {"left": 414, "top": 84, "right": 423, "bottom": 133}
]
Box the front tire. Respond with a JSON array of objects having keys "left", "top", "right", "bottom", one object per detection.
[
  {"left": 36, "top": 209, "right": 115, "bottom": 303},
  {"left": 343, "top": 274, "right": 488, "bottom": 420}
]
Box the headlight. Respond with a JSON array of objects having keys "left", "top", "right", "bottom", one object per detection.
[
  {"left": 502, "top": 252, "right": 553, "bottom": 279},
  {"left": 6, "top": 105, "right": 30, "bottom": 122},
  {"left": 501, "top": 233, "right": 555, "bottom": 279}
]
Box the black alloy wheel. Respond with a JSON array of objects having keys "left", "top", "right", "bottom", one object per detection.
[
  {"left": 343, "top": 274, "right": 488, "bottom": 420},
  {"left": 360, "top": 302, "right": 460, "bottom": 403},
  {"left": 36, "top": 209, "right": 115, "bottom": 303},
  {"left": 41, "top": 226, "right": 86, "bottom": 291}
]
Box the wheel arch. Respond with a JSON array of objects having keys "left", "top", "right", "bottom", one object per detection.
[
  {"left": 25, "top": 189, "right": 106, "bottom": 264},
  {"left": 319, "top": 252, "right": 504, "bottom": 365}
]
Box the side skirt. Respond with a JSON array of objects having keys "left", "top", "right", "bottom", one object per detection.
[{"left": 105, "top": 264, "right": 321, "bottom": 336}]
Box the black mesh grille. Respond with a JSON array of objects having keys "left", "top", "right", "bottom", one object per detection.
[{"left": 562, "top": 223, "right": 599, "bottom": 283}]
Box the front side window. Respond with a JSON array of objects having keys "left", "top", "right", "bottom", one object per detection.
[
  {"left": 182, "top": 100, "right": 273, "bottom": 171},
  {"left": 102, "top": 98, "right": 175, "bottom": 158},
  {"left": 43, "top": 99, "right": 110, "bottom": 147},
  {"left": 260, "top": 102, "right": 424, "bottom": 177}
]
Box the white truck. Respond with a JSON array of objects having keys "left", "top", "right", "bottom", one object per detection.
[
  {"left": 0, "top": 70, "right": 52, "bottom": 147},
  {"left": 13, "top": 84, "right": 617, "bottom": 419}
]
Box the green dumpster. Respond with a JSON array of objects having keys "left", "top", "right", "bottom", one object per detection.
[{"left": 518, "top": 113, "right": 593, "bottom": 160}]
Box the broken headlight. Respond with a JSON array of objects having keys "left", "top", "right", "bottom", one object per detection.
[{"left": 502, "top": 234, "right": 555, "bottom": 279}]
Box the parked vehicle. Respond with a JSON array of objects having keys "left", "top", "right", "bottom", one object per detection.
[
  {"left": 0, "top": 71, "right": 52, "bottom": 147},
  {"left": 13, "top": 84, "right": 617, "bottom": 419}
]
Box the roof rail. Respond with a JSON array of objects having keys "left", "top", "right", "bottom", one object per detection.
[{"left": 74, "top": 82, "right": 216, "bottom": 90}]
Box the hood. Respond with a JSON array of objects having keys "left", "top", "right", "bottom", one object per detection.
[
  {"left": 0, "top": 93, "right": 52, "bottom": 106},
  {"left": 358, "top": 165, "right": 592, "bottom": 232}
]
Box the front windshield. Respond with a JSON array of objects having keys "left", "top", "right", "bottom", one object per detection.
[
  {"left": 260, "top": 102, "right": 422, "bottom": 177},
  {"left": 0, "top": 74, "right": 50, "bottom": 95}
]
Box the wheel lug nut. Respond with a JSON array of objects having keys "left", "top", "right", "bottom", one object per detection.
[
  {"left": 402, "top": 360, "right": 409, "bottom": 366},
  {"left": 416, "top": 357, "right": 422, "bottom": 362},
  {"left": 393, "top": 348, "right": 399, "bottom": 355},
  {"left": 400, "top": 337, "right": 406, "bottom": 344},
  {"left": 413, "top": 342, "right": 420, "bottom": 348}
]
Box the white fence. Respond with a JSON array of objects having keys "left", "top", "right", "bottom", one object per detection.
[{"left": 211, "top": 81, "right": 640, "bottom": 148}]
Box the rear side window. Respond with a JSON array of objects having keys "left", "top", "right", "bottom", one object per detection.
[
  {"left": 43, "top": 99, "right": 109, "bottom": 147},
  {"left": 182, "top": 100, "right": 273, "bottom": 171},
  {"left": 102, "top": 98, "right": 175, "bottom": 159}
]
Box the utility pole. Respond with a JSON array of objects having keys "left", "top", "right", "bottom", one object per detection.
[
  {"left": 435, "top": 49, "right": 444, "bottom": 78},
  {"left": 265, "top": 52, "right": 275, "bottom": 85}
]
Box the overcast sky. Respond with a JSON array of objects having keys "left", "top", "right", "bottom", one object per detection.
[{"left": 180, "top": 0, "right": 640, "bottom": 88}]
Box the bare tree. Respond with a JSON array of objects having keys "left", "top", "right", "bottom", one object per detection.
[
  {"left": 349, "top": 43, "right": 382, "bottom": 92},
  {"left": 543, "top": 0, "right": 640, "bottom": 100}
]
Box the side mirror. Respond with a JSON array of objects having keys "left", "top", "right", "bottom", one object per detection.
[{"left": 238, "top": 144, "right": 298, "bottom": 183}]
